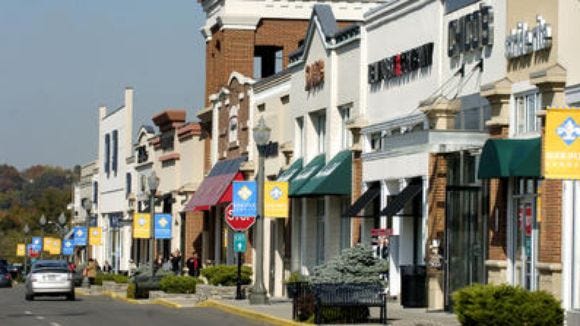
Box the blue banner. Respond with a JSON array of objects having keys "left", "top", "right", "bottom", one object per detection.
[
  {"left": 31, "top": 237, "right": 42, "bottom": 251},
  {"left": 233, "top": 181, "right": 257, "bottom": 217},
  {"left": 154, "top": 214, "right": 172, "bottom": 239},
  {"left": 73, "top": 226, "right": 87, "bottom": 246},
  {"left": 62, "top": 239, "right": 74, "bottom": 256}
]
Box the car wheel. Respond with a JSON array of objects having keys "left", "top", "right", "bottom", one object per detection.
[
  {"left": 67, "top": 292, "right": 75, "bottom": 301},
  {"left": 25, "top": 293, "right": 34, "bottom": 301}
]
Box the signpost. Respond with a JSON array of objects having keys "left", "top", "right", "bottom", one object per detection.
[{"left": 225, "top": 202, "right": 255, "bottom": 300}]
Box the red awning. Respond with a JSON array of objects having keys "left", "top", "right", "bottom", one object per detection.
[{"left": 184, "top": 156, "right": 247, "bottom": 211}]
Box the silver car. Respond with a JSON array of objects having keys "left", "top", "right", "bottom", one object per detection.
[{"left": 25, "top": 260, "right": 74, "bottom": 301}]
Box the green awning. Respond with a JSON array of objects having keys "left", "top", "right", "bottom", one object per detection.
[
  {"left": 289, "top": 154, "right": 326, "bottom": 196},
  {"left": 478, "top": 138, "right": 541, "bottom": 179},
  {"left": 277, "top": 158, "right": 303, "bottom": 182},
  {"left": 294, "top": 150, "right": 352, "bottom": 196}
]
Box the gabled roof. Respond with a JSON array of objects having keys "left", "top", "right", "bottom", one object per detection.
[{"left": 289, "top": 5, "right": 361, "bottom": 65}]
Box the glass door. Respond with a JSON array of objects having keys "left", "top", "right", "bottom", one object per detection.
[
  {"left": 445, "top": 186, "right": 485, "bottom": 309},
  {"left": 513, "top": 195, "right": 537, "bottom": 290}
]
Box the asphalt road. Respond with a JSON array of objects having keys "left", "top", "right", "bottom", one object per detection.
[{"left": 0, "top": 285, "right": 270, "bottom": 326}]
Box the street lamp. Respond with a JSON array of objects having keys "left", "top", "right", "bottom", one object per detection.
[
  {"left": 82, "top": 199, "right": 92, "bottom": 288},
  {"left": 23, "top": 224, "right": 30, "bottom": 275},
  {"left": 148, "top": 171, "right": 159, "bottom": 275},
  {"left": 39, "top": 214, "right": 47, "bottom": 258},
  {"left": 249, "top": 117, "right": 271, "bottom": 305}
]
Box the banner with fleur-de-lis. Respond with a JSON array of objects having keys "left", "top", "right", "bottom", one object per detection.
[
  {"left": 545, "top": 108, "right": 580, "bottom": 179},
  {"left": 264, "top": 181, "right": 289, "bottom": 218},
  {"left": 133, "top": 213, "right": 151, "bottom": 239},
  {"left": 89, "top": 227, "right": 103, "bottom": 245}
]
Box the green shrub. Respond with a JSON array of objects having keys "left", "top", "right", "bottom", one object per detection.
[
  {"left": 453, "top": 284, "right": 564, "bottom": 326},
  {"left": 201, "top": 265, "right": 252, "bottom": 286},
  {"left": 159, "top": 275, "right": 197, "bottom": 294},
  {"left": 285, "top": 272, "right": 307, "bottom": 284},
  {"left": 95, "top": 273, "right": 129, "bottom": 285},
  {"left": 113, "top": 274, "right": 129, "bottom": 284}
]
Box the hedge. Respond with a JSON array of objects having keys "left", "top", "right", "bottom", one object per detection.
[
  {"left": 453, "top": 284, "right": 564, "bottom": 326},
  {"left": 159, "top": 275, "right": 197, "bottom": 294},
  {"left": 200, "top": 265, "right": 252, "bottom": 286},
  {"left": 95, "top": 273, "right": 129, "bottom": 286}
]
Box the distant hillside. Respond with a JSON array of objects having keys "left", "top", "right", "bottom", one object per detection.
[{"left": 0, "top": 164, "right": 79, "bottom": 262}]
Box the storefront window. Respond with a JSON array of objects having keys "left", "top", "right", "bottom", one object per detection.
[
  {"left": 316, "top": 199, "right": 325, "bottom": 265},
  {"left": 574, "top": 194, "right": 580, "bottom": 310},
  {"left": 512, "top": 178, "right": 539, "bottom": 290},
  {"left": 340, "top": 197, "right": 351, "bottom": 250},
  {"left": 296, "top": 117, "right": 304, "bottom": 158},
  {"left": 515, "top": 91, "right": 541, "bottom": 135},
  {"left": 339, "top": 105, "right": 351, "bottom": 150}
]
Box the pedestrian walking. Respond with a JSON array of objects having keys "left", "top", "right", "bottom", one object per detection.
[
  {"left": 186, "top": 252, "right": 201, "bottom": 277},
  {"left": 102, "top": 260, "right": 112, "bottom": 273},
  {"left": 84, "top": 259, "right": 98, "bottom": 286},
  {"left": 170, "top": 249, "right": 182, "bottom": 275}
]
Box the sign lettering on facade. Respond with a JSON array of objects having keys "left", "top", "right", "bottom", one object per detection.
[
  {"left": 545, "top": 108, "right": 580, "bottom": 179},
  {"left": 368, "top": 43, "right": 434, "bottom": 84},
  {"left": 305, "top": 60, "right": 325, "bottom": 90},
  {"left": 447, "top": 5, "right": 493, "bottom": 57},
  {"left": 505, "top": 16, "right": 552, "bottom": 59}
]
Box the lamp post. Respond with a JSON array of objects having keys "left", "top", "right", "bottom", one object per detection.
[
  {"left": 39, "top": 214, "right": 46, "bottom": 259},
  {"left": 249, "top": 117, "right": 271, "bottom": 305},
  {"left": 23, "top": 224, "right": 30, "bottom": 275},
  {"left": 82, "top": 199, "right": 92, "bottom": 288},
  {"left": 148, "top": 171, "right": 159, "bottom": 275}
]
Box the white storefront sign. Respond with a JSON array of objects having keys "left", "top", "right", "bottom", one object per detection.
[{"left": 505, "top": 15, "right": 552, "bottom": 59}]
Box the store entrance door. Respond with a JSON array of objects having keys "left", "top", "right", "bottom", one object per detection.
[
  {"left": 513, "top": 195, "right": 537, "bottom": 290},
  {"left": 445, "top": 186, "right": 485, "bottom": 310}
]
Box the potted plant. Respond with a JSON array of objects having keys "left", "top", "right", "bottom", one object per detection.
[{"left": 285, "top": 272, "right": 307, "bottom": 299}]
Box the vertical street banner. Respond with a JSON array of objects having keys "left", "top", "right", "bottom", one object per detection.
[
  {"left": 264, "top": 181, "right": 289, "bottom": 218},
  {"left": 16, "top": 244, "right": 25, "bottom": 257},
  {"left": 233, "top": 181, "right": 257, "bottom": 217},
  {"left": 27, "top": 244, "right": 39, "bottom": 258},
  {"left": 44, "top": 237, "right": 61, "bottom": 255},
  {"left": 62, "top": 239, "right": 74, "bottom": 256},
  {"left": 89, "top": 227, "right": 103, "bottom": 245},
  {"left": 72, "top": 227, "right": 87, "bottom": 246},
  {"left": 31, "top": 237, "right": 42, "bottom": 252},
  {"left": 154, "top": 214, "right": 172, "bottom": 239},
  {"left": 133, "top": 213, "right": 151, "bottom": 239},
  {"left": 545, "top": 108, "right": 580, "bottom": 179}
]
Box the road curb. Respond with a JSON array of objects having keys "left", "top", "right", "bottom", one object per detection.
[{"left": 198, "top": 299, "right": 305, "bottom": 326}]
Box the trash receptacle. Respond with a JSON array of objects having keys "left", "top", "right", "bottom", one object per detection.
[{"left": 400, "top": 265, "right": 427, "bottom": 308}]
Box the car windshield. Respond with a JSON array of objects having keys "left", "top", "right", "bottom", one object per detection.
[{"left": 32, "top": 261, "right": 68, "bottom": 273}]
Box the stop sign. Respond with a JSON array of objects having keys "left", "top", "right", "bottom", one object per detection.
[{"left": 225, "top": 203, "right": 256, "bottom": 231}]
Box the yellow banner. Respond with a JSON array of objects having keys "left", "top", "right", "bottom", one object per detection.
[
  {"left": 133, "top": 213, "right": 151, "bottom": 239},
  {"left": 264, "top": 181, "right": 289, "bottom": 218},
  {"left": 545, "top": 108, "right": 580, "bottom": 179},
  {"left": 16, "top": 243, "right": 25, "bottom": 257},
  {"left": 89, "top": 227, "right": 102, "bottom": 245},
  {"left": 43, "top": 237, "right": 61, "bottom": 255}
]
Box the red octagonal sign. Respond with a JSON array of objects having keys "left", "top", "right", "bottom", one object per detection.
[{"left": 225, "top": 203, "right": 256, "bottom": 231}]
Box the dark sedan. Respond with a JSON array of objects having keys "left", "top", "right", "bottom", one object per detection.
[{"left": 0, "top": 266, "right": 12, "bottom": 288}]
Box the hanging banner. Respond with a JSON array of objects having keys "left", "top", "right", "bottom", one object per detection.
[
  {"left": 264, "top": 181, "right": 289, "bottom": 218},
  {"left": 154, "top": 214, "right": 172, "bottom": 239},
  {"left": 89, "top": 227, "right": 103, "bottom": 245},
  {"left": 31, "top": 237, "right": 43, "bottom": 252},
  {"left": 27, "top": 244, "right": 40, "bottom": 258},
  {"left": 16, "top": 244, "right": 26, "bottom": 257},
  {"left": 62, "top": 239, "right": 74, "bottom": 256},
  {"left": 232, "top": 181, "right": 257, "bottom": 217},
  {"left": 72, "top": 226, "right": 87, "bottom": 246},
  {"left": 545, "top": 108, "right": 580, "bottom": 179},
  {"left": 44, "top": 237, "right": 61, "bottom": 255},
  {"left": 133, "top": 213, "right": 151, "bottom": 239}
]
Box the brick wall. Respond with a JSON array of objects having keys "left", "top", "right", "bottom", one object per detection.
[
  {"left": 488, "top": 179, "right": 508, "bottom": 261},
  {"left": 351, "top": 151, "right": 362, "bottom": 245},
  {"left": 184, "top": 210, "right": 204, "bottom": 259},
  {"left": 427, "top": 154, "right": 447, "bottom": 259},
  {"left": 217, "top": 80, "right": 251, "bottom": 160}
]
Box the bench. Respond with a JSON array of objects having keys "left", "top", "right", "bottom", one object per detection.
[{"left": 313, "top": 283, "right": 386, "bottom": 324}]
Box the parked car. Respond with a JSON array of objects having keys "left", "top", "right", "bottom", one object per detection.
[
  {"left": 7, "top": 263, "right": 23, "bottom": 280},
  {"left": 25, "top": 260, "right": 74, "bottom": 301},
  {"left": 0, "top": 266, "right": 12, "bottom": 288}
]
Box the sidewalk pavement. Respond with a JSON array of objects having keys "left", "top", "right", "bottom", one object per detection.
[{"left": 77, "top": 287, "right": 460, "bottom": 325}]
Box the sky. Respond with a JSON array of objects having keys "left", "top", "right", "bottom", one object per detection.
[{"left": 0, "top": 0, "right": 206, "bottom": 170}]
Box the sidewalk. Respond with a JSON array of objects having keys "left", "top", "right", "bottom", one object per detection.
[{"left": 77, "top": 287, "right": 460, "bottom": 325}]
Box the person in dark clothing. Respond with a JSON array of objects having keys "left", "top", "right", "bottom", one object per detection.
[
  {"left": 186, "top": 252, "right": 201, "bottom": 277},
  {"left": 169, "top": 249, "right": 182, "bottom": 275}
]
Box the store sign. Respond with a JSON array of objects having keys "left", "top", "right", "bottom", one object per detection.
[
  {"left": 305, "top": 60, "right": 324, "bottom": 90},
  {"left": 368, "top": 43, "right": 434, "bottom": 84},
  {"left": 545, "top": 108, "right": 580, "bottom": 179},
  {"left": 505, "top": 16, "right": 552, "bottom": 59},
  {"left": 447, "top": 5, "right": 494, "bottom": 57}
]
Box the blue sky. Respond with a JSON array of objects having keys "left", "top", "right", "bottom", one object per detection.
[{"left": 0, "top": 0, "right": 206, "bottom": 170}]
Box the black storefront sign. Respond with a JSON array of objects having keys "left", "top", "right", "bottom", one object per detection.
[
  {"left": 447, "top": 5, "right": 493, "bottom": 58},
  {"left": 368, "top": 42, "right": 434, "bottom": 84}
]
